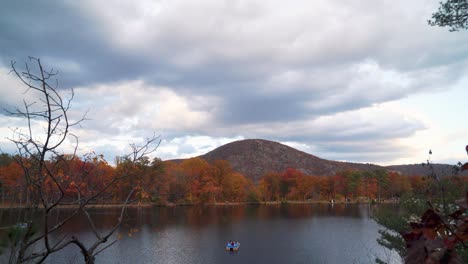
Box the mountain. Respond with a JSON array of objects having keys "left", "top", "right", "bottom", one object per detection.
[
  {"left": 169, "top": 139, "right": 460, "bottom": 181},
  {"left": 199, "top": 139, "right": 382, "bottom": 182}
]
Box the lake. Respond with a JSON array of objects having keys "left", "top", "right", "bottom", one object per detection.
[{"left": 1, "top": 204, "right": 401, "bottom": 263}]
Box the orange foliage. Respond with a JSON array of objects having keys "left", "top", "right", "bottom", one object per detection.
[{"left": 0, "top": 153, "right": 466, "bottom": 205}]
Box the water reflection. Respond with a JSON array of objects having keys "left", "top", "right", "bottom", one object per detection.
[{"left": 0, "top": 204, "right": 401, "bottom": 264}]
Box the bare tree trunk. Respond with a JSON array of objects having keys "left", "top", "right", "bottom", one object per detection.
[{"left": 1, "top": 57, "right": 160, "bottom": 263}]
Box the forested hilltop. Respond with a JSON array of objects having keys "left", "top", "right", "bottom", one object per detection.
[
  {"left": 1, "top": 140, "right": 466, "bottom": 206},
  {"left": 199, "top": 139, "right": 382, "bottom": 182}
]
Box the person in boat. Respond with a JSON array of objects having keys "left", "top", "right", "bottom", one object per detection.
[
  {"left": 226, "top": 240, "right": 240, "bottom": 251},
  {"left": 226, "top": 240, "right": 233, "bottom": 251}
]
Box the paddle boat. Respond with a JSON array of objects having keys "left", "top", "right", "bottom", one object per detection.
[{"left": 226, "top": 241, "right": 240, "bottom": 252}]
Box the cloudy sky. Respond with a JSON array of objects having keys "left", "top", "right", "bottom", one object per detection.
[{"left": 0, "top": 0, "right": 467, "bottom": 165}]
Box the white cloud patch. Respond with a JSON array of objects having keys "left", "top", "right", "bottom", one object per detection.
[
  {"left": 72, "top": 81, "right": 218, "bottom": 135},
  {"left": 158, "top": 135, "right": 244, "bottom": 160}
]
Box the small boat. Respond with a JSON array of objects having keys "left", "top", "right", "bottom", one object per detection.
[{"left": 226, "top": 242, "right": 240, "bottom": 251}]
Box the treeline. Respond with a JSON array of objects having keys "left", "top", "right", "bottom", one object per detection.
[
  {"left": 0, "top": 153, "right": 466, "bottom": 205},
  {"left": 258, "top": 168, "right": 466, "bottom": 202}
]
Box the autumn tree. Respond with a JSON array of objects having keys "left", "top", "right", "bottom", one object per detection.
[
  {"left": 281, "top": 169, "right": 295, "bottom": 195},
  {"left": 0, "top": 157, "right": 24, "bottom": 203},
  {"left": 48, "top": 154, "right": 116, "bottom": 204},
  {"left": 212, "top": 160, "right": 233, "bottom": 201},
  {"left": 387, "top": 171, "right": 412, "bottom": 199},
  {"left": 147, "top": 158, "right": 169, "bottom": 204},
  {"left": 361, "top": 171, "right": 377, "bottom": 201},
  {"left": 114, "top": 155, "right": 161, "bottom": 204},
  {"left": 319, "top": 176, "right": 335, "bottom": 200},
  {"left": 332, "top": 172, "right": 350, "bottom": 200},
  {"left": 347, "top": 171, "right": 362, "bottom": 199},
  {"left": 222, "top": 172, "right": 249, "bottom": 202},
  {"left": 291, "top": 174, "right": 315, "bottom": 200},
  {"left": 374, "top": 169, "right": 389, "bottom": 202},
  {"left": 179, "top": 158, "right": 217, "bottom": 203},
  {"left": 167, "top": 163, "right": 189, "bottom": 203},
  {"left": 258, "top": 172, "right": 282, "bottom": 201}
]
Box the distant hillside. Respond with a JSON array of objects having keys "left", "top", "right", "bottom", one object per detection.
[
  {"left": 168, "top": 139, "right": 463, "bottom": 181},
  {"left": 385, "top": 163, "right": 459, "bottom": 177},
  {"left": 199, "top": 139, "right": 382, "bottom": 182}
]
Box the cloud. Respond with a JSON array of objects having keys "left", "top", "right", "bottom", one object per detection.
[
  {"left": 158, "top": 135, "right": 244, "bottom": 160},
  {"left": 71, "top": 81, "right": 218, "bottom": 136},
  {"left": 0, "top": 66, "right": 40, "bottom": 113},
  {"left": 208, "top": 102, "right": 427, "bottom": 163},
  {"left": 1, "top": 0, "right": 467, "bottom": 165}
]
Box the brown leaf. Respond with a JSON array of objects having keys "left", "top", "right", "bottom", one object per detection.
[{"left": 422, "top": 228, "right": 438, "bottom": 240}]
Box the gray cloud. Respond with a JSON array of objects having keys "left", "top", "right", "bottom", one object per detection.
[
  {"left": 0, "top": 1, "right": 154, "bottom": 89},
  {"left": 1, "top": 0, "right": 467, "bottom": 164}
]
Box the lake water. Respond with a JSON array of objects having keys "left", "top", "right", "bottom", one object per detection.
[{"left": 1, "top": 204, "right": 401, "bottom": 263}]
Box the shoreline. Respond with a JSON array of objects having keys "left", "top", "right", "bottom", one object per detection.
[{"left": 0, "top": 199, "right": 397, "bottom": 209}]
